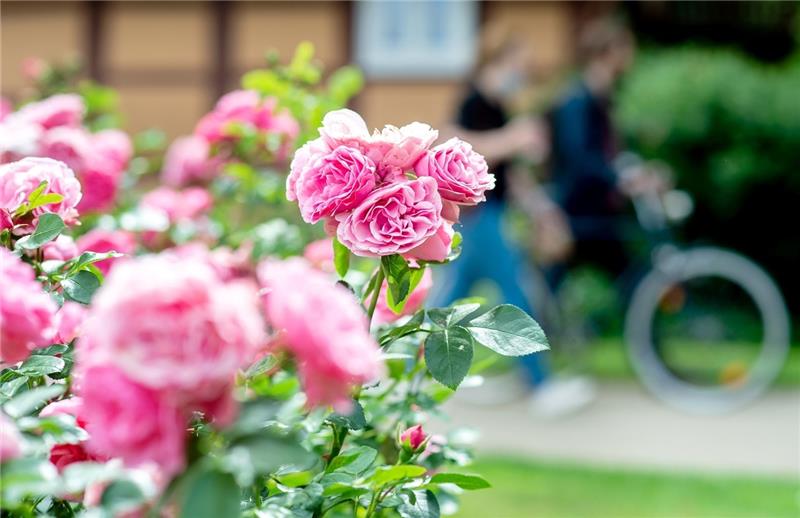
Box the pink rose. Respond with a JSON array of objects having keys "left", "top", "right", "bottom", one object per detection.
[
  {"left": 0, "top": 118, "right": 43, "bottom": 164},
  {"left": 399, "top": 424, "right": 427, "bottom": 452},
  {"left": 258, "top": 258, "right": 382, "bottom": 411},
  {"left": 22, "top": 57, "right": 48, "bottom": 82},
  {"left": 0, "top": 412, "right": 23, "bottom": 462},
  {"left": 38, "top": 126, "right": 92, "bottom": 172},
  {"left": 165, "top": 242, "right": 252, "bottom": 282},
  {"left": 140, "top": 187, "right": 213, "bottom": 224},
  {"left": 93, "top": 129, "right": 133, "bottom": 173},
  {"left": 295, "top": 146, "right": 376, "bottom": 224},
  {"left": 0, "top": 157, "right": 82, "bottom": 228},
  {"left": 75, "top": 167, "right": 119, "bottom": 213},
  {"left": 14, "top": 94, "right": 84, "bottom": 130},
  {"left": 43, "top": 234, "right": 78, "bottom": 261},
  {"left": 286, "top": 138, "right": 331, "bottom": 202},
  {"left": 0, "top": 249, "right": 57, "bottom": 365},
  {"left": 319, "top": 109, "right": 371, "bottom": 151},
  {"left": 303, "top": 238, "right": 334, "bottom": 272},
  {"left": 76, "top": 229, "right": 136, "bottom": 276},
  {"left": 76, "top": 253, "right": 265, "bottom": 403},
  {"left": 161, "top": 135, "right": 221, "bottom": 187},
  {"left": 54, "top": 301, "right": 87, "bottom": 343},
  {"left": 195, "top": 90, "right": 266, "bottom": 143},
  {"left": 336, "top": 177, "right": 443, "bottom": 258},
  {"left": 405, "top": 221, "right": 454, "bottom": 262},
  {"left": 367, "top": 122, "right": 438, "bottom": 172},
  {"left": 267, "top": 111, "right": 300, "bottom": 160},
  {"left": 78, "top": 366, "right": 186, "bottom": 478},
  {"left": 414, "top": 137, "right": 494, "bottom": 205},
  {"left": 374, "top": 268, "right": 433, "bottom": 325}
]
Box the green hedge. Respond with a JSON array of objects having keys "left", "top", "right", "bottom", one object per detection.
[{"left": 616, "top": 47, "right": 800, "bottom": 311}]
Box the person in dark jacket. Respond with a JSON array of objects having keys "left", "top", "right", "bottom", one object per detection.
[
  {"left": 434, "top": 24, "right": 596, "bottom": 416},
  {"left": 548, "top": 17, "right": 638, "bottom": 286}
]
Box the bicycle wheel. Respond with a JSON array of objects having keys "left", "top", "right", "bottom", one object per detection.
[{"left": 625, "top": 246, "right": 790, "bottom": 413}]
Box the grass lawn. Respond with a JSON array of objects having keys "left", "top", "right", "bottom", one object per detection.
[
  {"left": 579, "top": 338, "right": 800, "bottom": 387},
  {"left": 455, "top": 457, "right": 800, "bottom": 518}
]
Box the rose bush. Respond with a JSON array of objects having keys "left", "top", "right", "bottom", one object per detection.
[{"left": 0, "top": 45, "right": 549, "bottom": 518}]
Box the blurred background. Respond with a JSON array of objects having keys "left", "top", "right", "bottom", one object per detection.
[{"left": 2, "top": 1, "right": 799, "bottom": 516}]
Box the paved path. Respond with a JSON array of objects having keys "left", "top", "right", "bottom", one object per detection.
[{"left": 433, "top": 382, "right": 800, "bottom": 478}]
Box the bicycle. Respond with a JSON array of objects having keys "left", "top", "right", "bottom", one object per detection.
[{"left": 538, "top": 155, "right": 792, "bottom": 414}]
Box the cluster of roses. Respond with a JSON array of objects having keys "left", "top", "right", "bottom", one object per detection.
[
  {"left": 287, "top": 109, "right": 494, "bottom": 260},
  {"left": 1, "top": 156, "right": 383, "bottom": 480},
  {"left": 0, "top": 94, "right": 132, "bottom": 213},
  {"left": 160, "top": 89, "right": 299, "bottom": 188}
]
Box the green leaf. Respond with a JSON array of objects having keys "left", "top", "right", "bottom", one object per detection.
[
  {"left": 399, "top": 490, "right": 440, "bottom": 518},
  {"left": 65, "top": 251, "right": 122, "bottom": 275},
  {"left": 229, "top": 433, "right": 314, "bottom": 475},
  {"left": 13, "top": 181, "right": 47, "bottom": 216},
  {"left": 276, "top": 470, "right": 314, "bottom": 487},
  {"left": 101, "top": 479, "right": 147, "bottom": 516},
  {"left": 429, "top": 473, "right": 491, "bottom": 490},
  {"left": 3, "top": 384, "right": 66, "bottom": 418},
  {"left": 464, "top": 304, "right": 549, "bottom": 356},
  {"left": 62, "top": 270, "right": 101, "bottom": 305},
  {"left": 326, "top": 445, "right": 378, "bottom": 474},
  {"left": 427, "top": 303, "right": 481, "bottom": 328},
  {"left": 17, "top": 355, "right": 65, "bottom": 377},
  {"left": 424, "top": 326, "right": 474, "bottom": 390},
  {"left": 381, "top": 255, "right": 426, "bottom": 314},
  {"left": 18, "top": 213, "right": 65, "bottom": 249},
  {"left": 179, "top": 469, "right": 241, "bottom": 518},
  {"left": 0, "top": 457, "right": 60, "bottom": 505},
  {"left": 332, "top": 238, "right": 350, "bottom": 278},
  {"left": 326, "top": 400, "right": 366, "bottom": 430},
  {"left": 369, "top": 465, "right": 427, "bottom": 487},
  {"left": 379, "top": 310, "right": 425, "bottom": 345},
  {"left": 27, "top": 193, "right": 64, "bottom": 213}
]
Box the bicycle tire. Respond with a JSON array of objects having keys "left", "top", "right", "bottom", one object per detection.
[{"left": 625, "top": 246, "right": 791, "bottom": 413}]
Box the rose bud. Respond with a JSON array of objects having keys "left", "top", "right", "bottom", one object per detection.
[{"left": 399, "top": 424, "right": 428, "bottom": 454}]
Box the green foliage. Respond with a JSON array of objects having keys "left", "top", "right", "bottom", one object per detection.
[{"left": 16, "top": 213, "right": 65, "bottom": 250}]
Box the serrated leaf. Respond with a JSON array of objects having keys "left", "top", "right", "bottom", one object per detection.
[
  {"left": 17, "top": 355, "right": 65, "bottom": 377},
  {"left": 62, "top": 270, "right": 101, "bottom": 305},
  {"left": 399, "top": 490, "right": 440, "bottom": 518},
  {"left": 332, "top": 237, "right": 350, "bottom": 278},
  {"left": 427, "top": 303, "right": 481, "bottom": 328},
  {"left": 18, "top": 213, "right": 65, "bottom": 249},
  {"left": 369, "top": 465, "right": 427, "bottom": 487},
  {"left": 429, "top": 473, "right": 490, "bottom": 490},
  {"left": 464, "top": 304, "right": 549, "bottom": 356},
  {"left": 3, "top": 384, "right": 66, "bottom": 418},
  {"left": 424, "top": 326, "right": 473, "bottom": 390}
]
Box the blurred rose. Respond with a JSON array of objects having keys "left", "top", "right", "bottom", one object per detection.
[
  {"left": 54, "top": 302, "right": 87, "bottom": 343},
  {"left": 258, "top": 258, "right": 382, "bottom": 411},
  {"left": 76, "top": 253, "right": 264, "bottom": 403},
  {"left": 93, "top": 129, "right": 133, "bottom": 173},
  {"left": 43, "top": 234, "right": 78, "bottom": 261},
  {"left": 303, "top": 238, "right": 334, "bottom": 272},
  {"left": 140, "top": 186, "right": 212, "bottom": 224},
  {"left": 161, "top": 135, "right": 221, "bottom": 187},
  {"left": 79, "top": 365, "right": 186, "bottom": 478},
  {"left": 0, "top": 248, "right": 57, "bottom": 365},
  {"left": 0, "top": 412, "right": 23, "bottom": 462},
  {"left": 13, "top": 94, "right": 84, "bottom": 130}
]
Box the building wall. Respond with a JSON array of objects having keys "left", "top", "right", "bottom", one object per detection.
[{"left": 1, "top": 1, "right": 575, "bottom": 138}]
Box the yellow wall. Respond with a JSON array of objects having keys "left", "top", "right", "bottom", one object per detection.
[{"left": 1, "top": 1, "right": 574, "bottom": 138}]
